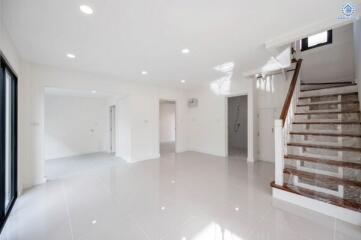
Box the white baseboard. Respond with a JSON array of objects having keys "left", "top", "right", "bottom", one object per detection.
[{"left": 272, "top": 188, "right": 361, "bottom": 226}]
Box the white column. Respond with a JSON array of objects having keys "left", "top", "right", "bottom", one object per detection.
[{"left": 274, "top": 119, "right": 284, "bottom": 186}]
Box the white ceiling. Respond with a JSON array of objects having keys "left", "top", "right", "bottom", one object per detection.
[
  {"left": 45, "top": 87, "right": 116, "bottom": 99},
  {"left": 2, "top": 0, "right": 358, "bottom": 87}
]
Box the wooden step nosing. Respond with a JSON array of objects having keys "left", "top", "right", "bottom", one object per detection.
[
  {"left": 284, "top": 154, "right": 361, "bottom": 170},
  {"left": 287, "top": 143, "right": 361, "bottom": 152},
  {"left": 289, "top": 132, "right": 361, "bottom": 138},
  {"left": 270, "top": 181, "right": 361, "bottom": 212},
  {"left": 283, "top": 167, "right": 361, "bottom": 187}
]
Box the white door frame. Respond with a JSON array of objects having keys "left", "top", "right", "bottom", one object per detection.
[
  {"left": 159, "top": 99, "right": 177, "bottom": 154},
  {"left": 225, "top": 92, "right": 254, "bottom": 162},
  {"left": 109, "top": 105, "right": 116, "bottom": 153}
]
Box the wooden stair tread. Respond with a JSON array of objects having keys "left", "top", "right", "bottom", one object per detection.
[
  {"left": 300, "top": 84, "right": 357, "bottom": 92},
  {"left": 283, "top": 167, "right": 361, "bottom": 187},
  {"left": 298, "top": 92, "right": 358, "bottom": 99},
  {"left": 271, "top": 181, "right": 361, "bottom": 212},
  {"left": 287, "top": 142, "right": 361, "bottom": 152},
  {"left": 297, "top": 101, "right": 359, "bottom": 107},
  {"left": 284, "top": 154, "right": 361, "bottom": 170},
  {"left": 293, "top": 121, "right": 361, "bottom": 125},
  {"left": 295, "top": 111, "right": 360, "bottom": 115},
  {"left": 289, "top": 131, "right": 361, "bottom": 138}
]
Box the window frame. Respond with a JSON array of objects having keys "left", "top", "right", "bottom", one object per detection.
[
  {"left": 301, "top": 30, "right": 333, "bottom": 51},
  {"left": 0, "top": 52, "right": 18, "bottom": 234}
]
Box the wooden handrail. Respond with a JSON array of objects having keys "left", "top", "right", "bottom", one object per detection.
[{"left": 279, "top": 59, "right": 303, "bottom": 126}]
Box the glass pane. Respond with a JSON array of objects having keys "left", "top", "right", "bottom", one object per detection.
[
  {"left": 5, "top": 70, "right": 12, "bottom": 209},
  {"left": 308, "top": 31, "right": 328, "bottom": 47}
]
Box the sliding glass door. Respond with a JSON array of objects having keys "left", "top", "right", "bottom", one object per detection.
[{"left": 0, "top": 54, "right": 17, "bottom": 233}]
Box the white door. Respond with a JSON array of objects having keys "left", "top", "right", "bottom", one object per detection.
[{"left": 258, "top": 108, "right": 276, "bottom": 162}]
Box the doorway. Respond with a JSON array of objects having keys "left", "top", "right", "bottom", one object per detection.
[
  {"left": 227, "top": 95, "right": 247, "bottom": 159},
  {"left": 0, "top": 55, "right": 17, "bottom": 233},
  {"left": 109, "top": 105, "right": 116, "bottom": 154},
  {"left": 159, "top": 100, "right": 176, "bottom": 155}
]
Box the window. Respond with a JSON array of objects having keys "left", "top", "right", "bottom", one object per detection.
[{"left": 301, "top": 30, "right": 332, "bottom": 51}]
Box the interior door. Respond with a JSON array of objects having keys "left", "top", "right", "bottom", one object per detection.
[
  {"left": 0, "top": 55, "right": 17, "bottom": 233},
  {"left": 258, "top": 108, "right": 275, "bottom": 162}
]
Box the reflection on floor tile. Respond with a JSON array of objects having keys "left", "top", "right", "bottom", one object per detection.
[
  {"left": 160, "top": 142, "right": 176, "bottom": 155},
  {"left": 1, "top": 151, "right": 360, "bottom": 240},
  {"left": 45, "top": 152, "right": 123, "bottom": 179}
]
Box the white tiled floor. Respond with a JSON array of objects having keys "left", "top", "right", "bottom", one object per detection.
[
  {"left": 160, "top": 142, "right": 176, "bottom": 155},
  {"left": 228, "top": 147, "right": 247, "bottom": 160},
  {"left": 45, "top": 152, "right": 122, "bottom": 180},
  {"left": 1, "top": 151, "right": 360, "bottom": 240}
]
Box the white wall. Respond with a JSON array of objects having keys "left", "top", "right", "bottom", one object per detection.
[
  {"left": 1, "top": 1, "right": 25, "bottom": 194},
  {"left": 255, "top": 73, "right": 292, "bottom": 162},
  {"left": 159, "top": 102, "right": 176, "bottom": 143},
  {"left": 228, "top": 96, "right": 247, "bottom": 150},
  {"left": 185, "top": 78, "right": 256, "bottom": 161},
  {"left": 115, "top": 97, "right": 131, "bottom": 161},
  {"left": 354, "top": 20, "right": 361, "bottom": 87},
  {"left": 44, "top": 95, "right": 108, "bottom": 160},
  {"left": 184, "top": 67, "right": 292, "bottom": 162},
  {"left": 19, "top": 61, "right": 188, "bottom": 189},
  {"left": 0, "top": 0, "right": 20, "bottom": 73},
  {"left": 300, "top": 24, "right": 355, "bottom": 83}
]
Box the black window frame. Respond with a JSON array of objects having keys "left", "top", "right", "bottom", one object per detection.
[
  {"left": 0, "top": 52, "right": 18, "bottom": 234},
  {"left": 301, "top": 30, "right": 333, "bottom": 51}
]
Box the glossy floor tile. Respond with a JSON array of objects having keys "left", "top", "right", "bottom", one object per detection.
[
  {"left": 45, "top": 152, "right": 122, "bottom": 180},
  {"left": 1, "top": 152, "right": 360, "bottom": 240},
  {"left": 160, "top": 142, "right": 176, "bottom": 155}
]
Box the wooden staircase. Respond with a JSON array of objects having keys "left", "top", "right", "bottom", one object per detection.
[{"left": 273, "top": 82, "right": 361, "bottom": 213}]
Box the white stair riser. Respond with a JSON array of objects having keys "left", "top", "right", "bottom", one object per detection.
[
  {"left": 294, "top": 113, "right": 360, "bottom": 122},
  {"left": 292, "top": 124, "right": 361, "bottom": 133},
  {"left": 300, "top": 85, "right": 358, "bottom": 98},
  {"left": 300, "top": 83, "right": 355, "bottom": 91},
  {"left": 298, "top": 95, "right": 358, "bottom": 105},
  {"left": 297, "top": 103, "right": 359, "bottom": 113},
  {"left": 290, "top": 135, "right": 361, "bottom": 147}
]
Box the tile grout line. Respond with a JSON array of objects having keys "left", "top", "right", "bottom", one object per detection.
[{"left": 333, "top": 218, "right": 336, "bottom": 240}]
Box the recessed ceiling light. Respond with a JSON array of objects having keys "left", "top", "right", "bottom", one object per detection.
[
  {"left": 181, "top": 48, "right": 190, "bottom": 54},
  {"left": 141, "top": 70, "right": 148, "bottom": 75},
  {"left": 160, "top": 206, "right": 166, "bottom": 210},
  {"left": 91, "top": 220, "right": 97, "bottom": 224},
  {"left": 171, "top": 180, "right": 176, "bottom": 184},
  {"left": 66, "top": 53, "right": 76, "bottom": 59},
  {"left": 91, "top": 90, "right": 97, "bottom": 94},
  {"left": 180, "top": 80, "right": 186, "bottom": 83},
  {"left": 235, "top": 207, "right": 240, "bottom": 211},
  {"left": 80, "top": 5, "right": 94, "bottom": 15}
]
